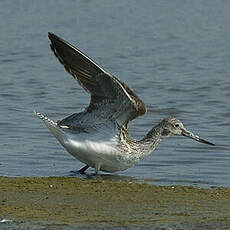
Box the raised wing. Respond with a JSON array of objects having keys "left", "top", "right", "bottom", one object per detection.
[{"left": 48, "top": 32, "right": 146, "bottom": 127}]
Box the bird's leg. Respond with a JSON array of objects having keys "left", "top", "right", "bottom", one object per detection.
[
  {"left": 78, "top": 165, "right": 89, "bottom": 174},
  {"left": 94, "top": 163, "right": 101, "bottom": 175}
]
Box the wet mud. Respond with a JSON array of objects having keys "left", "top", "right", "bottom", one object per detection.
[{"left": 0, "top": 176, "right": 230, "bottom": 229}]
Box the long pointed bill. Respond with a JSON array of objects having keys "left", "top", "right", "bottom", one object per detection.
[{"left": 182, "top": 129, "right": 215, "bottom": 146}]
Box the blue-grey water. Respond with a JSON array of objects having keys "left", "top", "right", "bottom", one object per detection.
[{"left": 0, "top": 0, "right": 230, "bottom": 188}]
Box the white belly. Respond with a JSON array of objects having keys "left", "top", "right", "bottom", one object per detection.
[
  {"left": 44, "top": 119, "right": 132, "bottom": 172},
  {"left": 37, "top": 112, "right": 138, "bottom": 172},
  {"left": 65, "top": 138, "right": 126, "bottom": 172}
]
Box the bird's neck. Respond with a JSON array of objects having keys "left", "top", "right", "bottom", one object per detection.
[
  {"left": 119, "top": 122, "right": 169, "bottom": 165},
  {"left": 137, "top": 122, "right": 169, "bottom": 155},
  {"left": 120, "top": 121, "right": 169, "bottom": 161}
]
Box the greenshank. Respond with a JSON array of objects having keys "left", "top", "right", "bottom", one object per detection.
[{"left": 35, "top": 33, "right": 214, "bottom": 174}]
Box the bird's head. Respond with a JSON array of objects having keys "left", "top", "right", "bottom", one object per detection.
[{"left": 161, "top": 117, "right": 214, "bottom": 146}]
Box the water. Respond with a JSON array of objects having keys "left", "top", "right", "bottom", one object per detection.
[{"left": 0, "top": 0, "right": 230, "bottom": 188}]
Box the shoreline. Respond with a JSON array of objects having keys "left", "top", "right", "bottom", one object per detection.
[{"left": 1, "top": 176, "right": 230, "bottom": 229}]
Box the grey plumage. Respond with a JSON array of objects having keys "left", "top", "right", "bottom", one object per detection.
[
  {"left": 48, "top": 33, "right": 146, "bottom": 130},
  {"left": 35, "top": 33, "right": 214, "bottom": 174}
]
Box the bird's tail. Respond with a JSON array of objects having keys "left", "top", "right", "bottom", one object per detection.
[
  {"left": 34, "top": 111, "right": 68, "bottom": 145},
  {"left": 34, "top": 111, "right": 57, "bottom": 126}
]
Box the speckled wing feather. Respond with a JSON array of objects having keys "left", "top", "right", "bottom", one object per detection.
[{"left": 48, "top": 32, "right": 146, "bottom": 127}]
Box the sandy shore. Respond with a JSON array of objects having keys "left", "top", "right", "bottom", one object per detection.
[{"left": 0, "top": 176, "right": 230, "bottom": 229}]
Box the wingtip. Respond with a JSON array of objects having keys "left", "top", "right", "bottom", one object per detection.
[
  {"left": 48, "top": 32, "right": 61, "bottom": 43},
  {"left": 48, "top": 32, "right": 66, "bottom": 48},
  {"left": 48, "top": 32, "right": 56, "bottom": 40},
  {"left": 48, "top": 31, "right": 54, "bottom": 36}
]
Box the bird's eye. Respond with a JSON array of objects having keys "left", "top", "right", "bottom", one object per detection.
[{"left": 174, "top": 123, "right": 180, "bottom": 128}]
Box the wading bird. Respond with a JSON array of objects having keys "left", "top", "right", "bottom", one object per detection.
[{"left": 35, "top": 33, "right": 214, "bottom": 174}]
